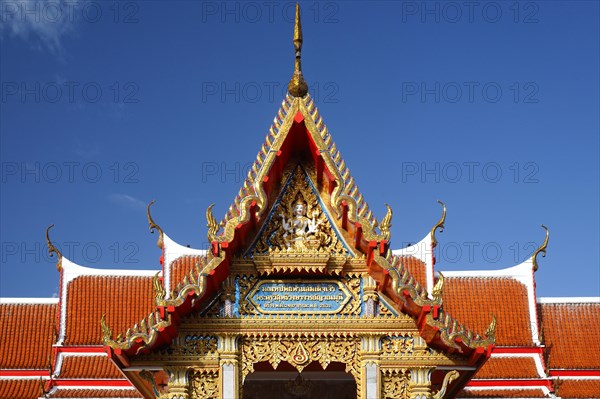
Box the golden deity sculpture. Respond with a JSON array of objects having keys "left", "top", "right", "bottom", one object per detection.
[
  {"left": 280, "top": 192, "right": 324, "bottom": 250},
  {"left": 253, "top": 167, "right": 346, "bottom": 257}
]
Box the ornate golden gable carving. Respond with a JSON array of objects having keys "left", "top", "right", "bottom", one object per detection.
[
  {"left": 251, "top": 166, "right": 349, "bottom": 274},
  {"left": 254, "top": 167, "right": 346, "bottom": 256}
]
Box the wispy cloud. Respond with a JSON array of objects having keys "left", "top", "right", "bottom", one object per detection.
[
  {"left": 0, "top": 0, "right": 78, "bottom": 54},
  {"left": 109, "top": 193, "right": 146, "bottom": 211}
]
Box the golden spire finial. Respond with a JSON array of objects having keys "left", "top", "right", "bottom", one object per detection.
[{"left": 288, "top": 3, "right": 308, "bottom": 97}]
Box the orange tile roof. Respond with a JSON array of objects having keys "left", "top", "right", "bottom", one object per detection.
[
  {"left": 459, "top": 388, "right": 547, "bottom": 398},
  {"left": 168, "top": 255, "right": 203, "bottom": 292},
  {"left": 539, "top": 302, "right": 600, "bottom": 369},
  {"left": 0, "top": 303, "right": 57, "bottom": 369},
  {"left": 474, "top": 357, "right": 541, "bottom": 379},
  {"left": 0, "top": 379, "right": 42, "bottom": 399},
  {"left": 65, "top": 276, "right": 154, "bottom": 345},
  {"left": 398, "top": 255, "right": 427, "bottom": 290},
  {"left": 59, "top": 356, "right": 122, "bottom": 379},
  {"left": 557, "top": 379, "right": 600, "bottom": 398},
  {"left": 48, "top": 388, "right": 142, "bottom": 398},
  {"left": 443, "top": 277, "right": 533, "bottom": 346}
]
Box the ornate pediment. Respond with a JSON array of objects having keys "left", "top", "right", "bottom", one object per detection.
[{"left": 246, "top": 165, "right": 352, "bottom": 274}]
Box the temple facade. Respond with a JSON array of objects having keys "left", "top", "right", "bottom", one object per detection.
[{"left": 1, "top": 5, "right": 598, "bottom": 399}]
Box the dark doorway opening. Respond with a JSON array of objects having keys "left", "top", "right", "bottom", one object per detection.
[{"left": 243, "top": 361, "right": 356, "bottom": 399}]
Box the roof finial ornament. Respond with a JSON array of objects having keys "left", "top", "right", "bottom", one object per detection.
[
  {"left": 532, "top": 224, "right": 549, "bottom": 272},
  {"left": 100, "top": 314, "right": 113, "bottom": 343},
  {"left": 147, "top": 200, "right": 164, "bottom": 249},
  {"left": 287, "top": 3, "right": 308, "bottom": 97},
  {"left": 379, "top": 204, "right": 393, "bottom": 241},
  {"left": 432, "top": 271, "right": 445, "bottom": 304},
  {"left": 45, "top": 224, "right": 63, "bottom": 271},
  {"left": 206, "top": 204, "right": 220, "bottom": 243},
  {"left": 485, "top": 314, "right": 497, "bottom": 340},
  {"left": 431, "top": 200, "right": 447, "bottom": 249}
]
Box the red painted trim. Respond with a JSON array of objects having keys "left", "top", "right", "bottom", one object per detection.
[
  {"left": 468, "top": 379, "right": 552, "bottom": 389},
  {"left": 492, "top": 347, "right": 544, "bottom": 355},
  {"left": 52, "top": 379, "right": 132, "bottom": 387},
  {"left": 550, "top": 370, "right": 600, "bottom": 377},
  {"left": 294, "top": 111, "right": 304, "bottom": 123},
  {"left": 0, "top": 369, "right": 50, "bottom": 377}
]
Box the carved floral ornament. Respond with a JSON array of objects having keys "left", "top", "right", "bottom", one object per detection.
[
  {"left": 190, "top": 370, "right": 219, "bottom": 399},
  {"left": 240, "top": 336, "right": 361, "bottom": 383}
]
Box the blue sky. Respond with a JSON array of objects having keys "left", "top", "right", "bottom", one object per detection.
[{"left": 1, "top": 1, "right": 598, "bottom": 298}]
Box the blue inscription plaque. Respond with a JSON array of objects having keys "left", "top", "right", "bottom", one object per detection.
[{"left": 247, "top": 280, "right": 352, "bottom": 314}]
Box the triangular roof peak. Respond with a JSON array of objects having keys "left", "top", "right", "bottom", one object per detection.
[{"left": 207, "top": 93, "right": 392, "bottom": 259}]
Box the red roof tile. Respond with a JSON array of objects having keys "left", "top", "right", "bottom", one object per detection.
[
  {"left": 168, "top": 255, "right": 203, "bottom": 292},
  {"left": 59, "top": 356, "right": 122, "bottom": 379},
  {"left": 0, "top": 379, "right": 42, "bottom": 399},
  {"left": 443, "top": 277, "right": 533, "bottom": 346},
  {"left": 398, "top": 255, "right": 427, "bottom": 290},
  {"left": 475, "top": 357, "right": 541, "bottom": 379},
  {"left": 557, "top": 379, "right": 600, "bottom": 398},
  {"left": 48, "top": 388, "right": 142, "bottom": 398},
  {"left": 539, "top": 302, "right": 600, "bottom": 369},
  {"left": 459, "top": 388, "right": 547, "bottom": 398},
  {"left": 64, "top": 276, "right": 154, "bottom": 345},
  {"left": 0, "top": 303, "right": 57, "bottom": 369}
]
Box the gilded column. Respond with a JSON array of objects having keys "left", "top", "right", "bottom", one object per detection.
[
  {"left": 363, "top": 275, "right": 379, "bottom": 317},
  {"left": 218, "top": 334, "right": 240, "bottom": 399},
  {"left": 221, "top": 276, "right": 236, "bottom": 318},
  {"left": 408, "top": 367, "right": 434, "bottom": 399},
  {"left": 360, "top": 334, "right": 382, "bottom": 399},
  {"left": 163, "top": 367, "right": 191, "bottom": 399}
]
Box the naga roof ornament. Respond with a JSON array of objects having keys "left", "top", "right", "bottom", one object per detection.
[
  {"left": 45, "top": 224, "right": 63, "bottom": 271},
  {"left": 146, "top": 200, "right": 164, "bottom": 249},
  {"left": 431, "top": 200, "right": 446, "bottom": 249},
  {"left": 532, "top": 224, "right": 549, "bottom": 272}
]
